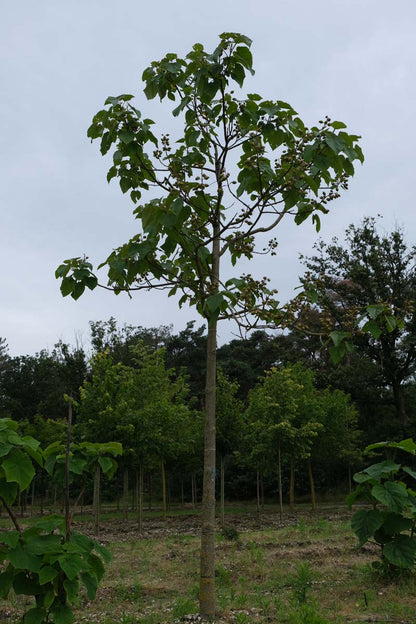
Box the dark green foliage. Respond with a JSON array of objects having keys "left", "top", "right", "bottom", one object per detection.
[
  {"left": 0, "top": 418, "right": 121, "bottom": 623},
  {"left": 348, "top": 438, "right": 416, "bottom": 572}
]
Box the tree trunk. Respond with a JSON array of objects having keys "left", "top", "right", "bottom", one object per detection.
[
  {"left": 191, "top": 473, "right": 196, "bottom": 509},
  {"left": 136, "top": 465, "right": 143, "bottom": 534},
  {"left": 31, "top": 476, "right": 35, "bottom": 517},
  {"left": 93, "top": 465, "right": 101, "bottom": 537},
  {"left": 256, "top": 470, "right": 260, "bottom": 517},
  {"left": 392, "top": 382, "right": 408, "bottom": 428},
  {"left": 220, "top": 455, "right": 225, "bottom": 528},
  {"left": 161, "top": 462, "right": 167, "bottom": 521},
  {"left": 278, "top": 443, "right": 283, "bottom": 522},
  {"left": 148, "top": 474, "right": 152, "bottom": 511},
  {"left": 123, "top": 468, "right": 129, "bottom": 521},
  {"left": 308, "top": 458, "right": 316, "bottom": 512},
  {"left": 199, "top": 319, "right": 217, "bottom": 618},
  {"left": 289, "top": 457, "right": 295, "bottom": 511}
]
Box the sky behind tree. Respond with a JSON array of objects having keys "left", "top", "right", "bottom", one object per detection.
[{"left": 1, "top": 0, "right": 415, "bottom": 355}]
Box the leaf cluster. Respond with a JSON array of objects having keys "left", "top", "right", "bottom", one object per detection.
[
  {"left": 347, "top": 438, "right": 416, "bottom": 571},
  {"left": 0, "top": 418, "right": 121, "bottom": 624}
]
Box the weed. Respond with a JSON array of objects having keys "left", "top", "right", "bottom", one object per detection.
[
  {"left": 172, "top": 597, "right": 197, "bottom": 619},
  {"left": 290, "top": 562, "right": 316, "bottom": 604},
  {"left": 288, "top": 604, "right": 331, "bottom": 624},
  {"left": 221, "top": 526, "right": 239, "bottom": 541},
  {"left": 215, "top": 564, "right": 232, "bottom": 587}
]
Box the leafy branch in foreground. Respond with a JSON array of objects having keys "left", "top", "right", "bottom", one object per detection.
[
  {"left": 347, "top": 438, "right": 416, "bottom": 573},
  {"left": 55, "top": 32, "right": 363, "bottom": 618},
  {"left": 0, "top": 417, "right": 122, "bottom": 624}
]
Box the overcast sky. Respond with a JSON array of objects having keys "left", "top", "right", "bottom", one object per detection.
[{"left": 1, "top": 1, "right": 415, "bottom": 356}]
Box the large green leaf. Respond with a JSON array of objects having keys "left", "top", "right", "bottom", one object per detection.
[
  {"left": 383, "top": 535, "right": 416, "bottom": 569},
  {"left": 351, "top": 509, "right": 383, "bottom": 547},
  {"left": 365, "top": 460, "right": 400, "bottom": 480},
  {"left": 371, "top": 482, "right": 409, "bottom": 513},
  {"left": 8, "top": 543, "right": 42, "bottom": 572},
  {"left": 80, "top": 571, "right": 98, "bottom": 600},
  {"left": 50, "top": 604, "right": 74, "bottom": 624},
  {"left": 381, "top": 512, "right": 414, "bottom": 536},
  {"left": 38, "top": 564, "right": 59, "bottom": 585},
  {"left": 23, "top": 607, "right": 47, "bottom": 624},
  {"left": 57, "top": 554, "right": 86, "bottom": 580},
  {"left": 0, "top": 568, "right": 13, "bottom": 598},
  {"left": 26, "top": 534, "right": 62, "bottom": 555},
  {"left": 2, "top": 449, "right": 35, "bottom": 490}
]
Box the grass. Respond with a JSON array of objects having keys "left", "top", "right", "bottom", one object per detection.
[{"left": 2, "top": 503, "right": 416, "bottom": 622}]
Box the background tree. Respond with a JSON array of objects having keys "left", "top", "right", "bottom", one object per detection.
[
  {"left": 216, "top": 369, "right": 244, "bottom": 526},
  {"left": 56, "top": 33, "right": 363, "bottom": 617},
  {"left": 300, "top": 217, "right": 416, "bottom": 433}
]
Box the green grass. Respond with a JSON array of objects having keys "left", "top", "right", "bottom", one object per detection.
[{"left": 2, "top": 503, "right": 416, "bottom": 622}]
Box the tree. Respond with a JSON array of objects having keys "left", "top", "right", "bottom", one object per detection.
[
  {"left": 300, "top": 217, "right": 416, "bottom": 430},
  {"left": 246, "top": 365, "right": 323, "bottom": 515},
  {"left": 216, "top": 369, "right": 244, "bottom": 526},
  {"left": 56, "top": 33, "right": 363, "bottom": 617}
]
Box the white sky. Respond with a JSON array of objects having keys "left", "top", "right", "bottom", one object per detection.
[{"left": 1, "top": 1, "right": 415, "bottom": 355}]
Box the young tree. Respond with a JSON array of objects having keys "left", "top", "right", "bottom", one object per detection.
[{"left": 56, "top": 33, "right": 363, "bottom": 617}]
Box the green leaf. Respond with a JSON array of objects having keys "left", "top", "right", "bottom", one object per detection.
[
  {"left": 351, "top": 509, "right": 384, "bottom": 547},
  {"left": 364, "top": 460, "right": 400, "bottom": 481},
  {"left": 38, "top": 565, "right": 59, "bottom": 585},
  {"left": 13, "top": 571, "right": 42, "bottom": 595},
  {"left": 382, "top": 512, "right": 413, "bottom": 536},
  {"left": 371, "top": 482, "right": 409, "bottom": 513},
  {"left": 63, "top": 577, "right": 79, "bottom": 603},
  {"left": 80, "top": 571, "right": 98, "bottom": 600},
  {"left": 50, "top": 604, "right": 74, "bottom": 624},
  {"left": 27, "top": 534, "right": 62, "bottom": 555},
  {"left": 330, "top": 121, "right": 347, "bottom": 129},
  {"left": 0, "top": 568, "right": 13, "bottom": 598},
  {"left": 0, "top": 530, "right": 20, "bottom": 548},
  {"left": 383, "top": 535, "right": 416, "bottom": 569},
  {"left": 2, "top": 449, "right": 35, "bottom": 490},
  {"left": 8, "top": 543, "right": 42, "bottom": 572},
  {"left": 23, "top": 607, "right": 47, "bottom": 624},
  {"left": 87, "top": 552, "right": 105, "bottom": 581},
  {"left": 58, "top": 554, "right": 86, "bottom": 580},
  {"left": 93, "top": 541, "right": 111, "bottom": 565},
  {"left": 34, "top": 515, "right": 65, "bottom": 532}
]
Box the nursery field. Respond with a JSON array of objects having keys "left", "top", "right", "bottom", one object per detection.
[{"left": 1, "top": 504, "right": 416, "bottom": 624}]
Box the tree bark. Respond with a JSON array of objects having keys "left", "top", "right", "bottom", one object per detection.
[
  {"left": 161, "top": 462, "right": 167, "bottom": 521},
  {"left": 220, "top": 455, "right": 225, "bottom": 528},
  {"left": 123, "top": 467, "right": 129, "bottom": 521},
  {"left": 289, "top": 457, "right": 295, "bottom": 511},
  {"left": 199, "top": 320, "right": 217, "bottom": 618},
  {"left": 392, "top": 382, "right": 408, "bottom": 428},
  {"left": 256, "top": 470, "right": 260, "bottom": 517},
  {"left": 136, "top": 465, "right": 143, "bottom": 534},
  {"left": 93, "top": 465, "right": 101, "bottom": 537},
  {"left": 278, "top": 443, "right": 283, "bottom": 521},
  {"left": 308, "top": 458, "right": 316, "bottom": 512}
]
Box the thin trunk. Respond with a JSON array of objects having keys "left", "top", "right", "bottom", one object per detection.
[
  {"left": 260, "top": 473, "right": 264, "bottom": 509},
  {"left": 308, "top": 458, "right": 316, "bottom": 512},
  {"left": 199, "top": 319, "right": 217, "bottom": 618},
  {"left": 123, "top": 468, "right": 129, "bottom": 521},
  {"left": 136, "top": 465, "right": 143, "bottom": 534},
  {"left": 31, "top": 476, "right": 35, "bottom": 517},
  {"left": 289, "top": 457, "right": 295, "bottom": 511},
  {"left": 65, "top": 402, "right": 72, "bottom": 542},
  {"left": 256, "top": 470, "right": 260, "bottom": 517},
  {"left": 148, "top": 474, "right": 152, "bottom": 511},
  {"left": 161, "top": 462, "right": 167, "bottom": 521},
  {"left": 191, "top": 474, "right": 196, "bottom": 509},
  {"left": 392, "top": 382, "right": 408, "bottom": 428},
  {"left": 220, "top": 455, "right": 225, "bottom": 528},
  {"left": 278, "top": 443, "right": 283, "bottom": 522},
  {"left": 93, "top": 465, "right": 101, "bottom": 537},
  {"left": 181, "top": 480, "right": 184, "bottom": 508}
]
